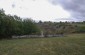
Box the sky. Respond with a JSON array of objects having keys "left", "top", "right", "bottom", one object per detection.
[
  {"left": 0, "top": 0, "right": 85, "bottom": 22},
  {"left": 49, "top": 0, "right": 85, "bottom": 22}
]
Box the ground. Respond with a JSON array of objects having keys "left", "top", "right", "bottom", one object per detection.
[{"left": 0, "top": 33, "right": 85, "bottom": 55}]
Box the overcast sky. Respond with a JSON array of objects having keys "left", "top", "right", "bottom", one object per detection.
[
  {"left": 0, "top": 0, "right": 85, "bottom": 22},
  {"left": 50, "top": 0, "right": 85, "bottom": 22}
]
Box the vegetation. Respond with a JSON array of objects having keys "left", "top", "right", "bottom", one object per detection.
[
  {"left": 0, "top": 33, "right": 85, "bottom": 55},
  {"left": 0, "top": 7, "right": 85, "bottom": 55},
  {"left": 38, "top": 21, "right": 85, "bottom": 35},
  {"left": 0, "top": 9, "right": 85, "bottom": 39},
  {"left": 0, "top": 9, "right": 40, "bottom": 39}
]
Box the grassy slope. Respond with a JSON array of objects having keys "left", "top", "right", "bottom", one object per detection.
[{"left": 0, "top": 34, "right": 85, "bottom": 55}]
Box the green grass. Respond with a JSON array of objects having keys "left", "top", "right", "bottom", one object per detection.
[{"left": 0, "top": 34, "right": 85, "bottom": 55}]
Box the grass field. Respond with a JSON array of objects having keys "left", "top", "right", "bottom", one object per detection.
[{"left": 0, "top": 34, "right": 85, "bottom": 55}]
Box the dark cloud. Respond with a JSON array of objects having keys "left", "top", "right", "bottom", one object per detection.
[{"left": 49, "top": 0, "right": 85, "bottom": 21}]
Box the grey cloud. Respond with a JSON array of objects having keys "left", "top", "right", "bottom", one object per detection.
[
  {"left": 49, "top": 0, "right": 85, "bottom": 21},
  {"left": 12, "top": 4, "right": 15, "bottom": 8}
]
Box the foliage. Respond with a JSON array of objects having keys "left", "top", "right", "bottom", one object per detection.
[
  {"left": 38, "top": 21, "right": 85, "bottom": 35},
  {"left": 0, "top": 9, "right": 85, "bottom": 39},
  {"left": 0, "top": 9, "right": 40, "bottom": 39}
]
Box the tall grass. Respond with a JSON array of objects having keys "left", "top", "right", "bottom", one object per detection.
[{"left": 0, "top": 33, "right": 85, "bottom": 55}]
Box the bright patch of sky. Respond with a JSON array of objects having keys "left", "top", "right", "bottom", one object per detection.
[{"left": 0, "top": 0, "right": 71, "bottom": 22}]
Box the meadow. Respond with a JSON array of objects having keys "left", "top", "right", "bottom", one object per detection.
[{"left": 0, "top": 33, "right": 85, "bottom": 55}]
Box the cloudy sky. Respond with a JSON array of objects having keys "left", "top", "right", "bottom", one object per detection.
[{"left": 0, "top": 0, "right": 85, "bottom": 22}]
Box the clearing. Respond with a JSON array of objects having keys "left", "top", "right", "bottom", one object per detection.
[{"left": 0, "top": 33, "right": 85, "bottom": 55}]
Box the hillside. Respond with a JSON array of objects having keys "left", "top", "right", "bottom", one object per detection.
[{"left": 37, "top": 21, "right": 85, "bottom": 35}]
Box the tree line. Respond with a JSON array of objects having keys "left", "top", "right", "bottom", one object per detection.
[
  {"left": 0, "top": 9, "right": 85, "bottom": 39},
  {"left": 0, "top": 9, "right": 40, "bottom": 39}
]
